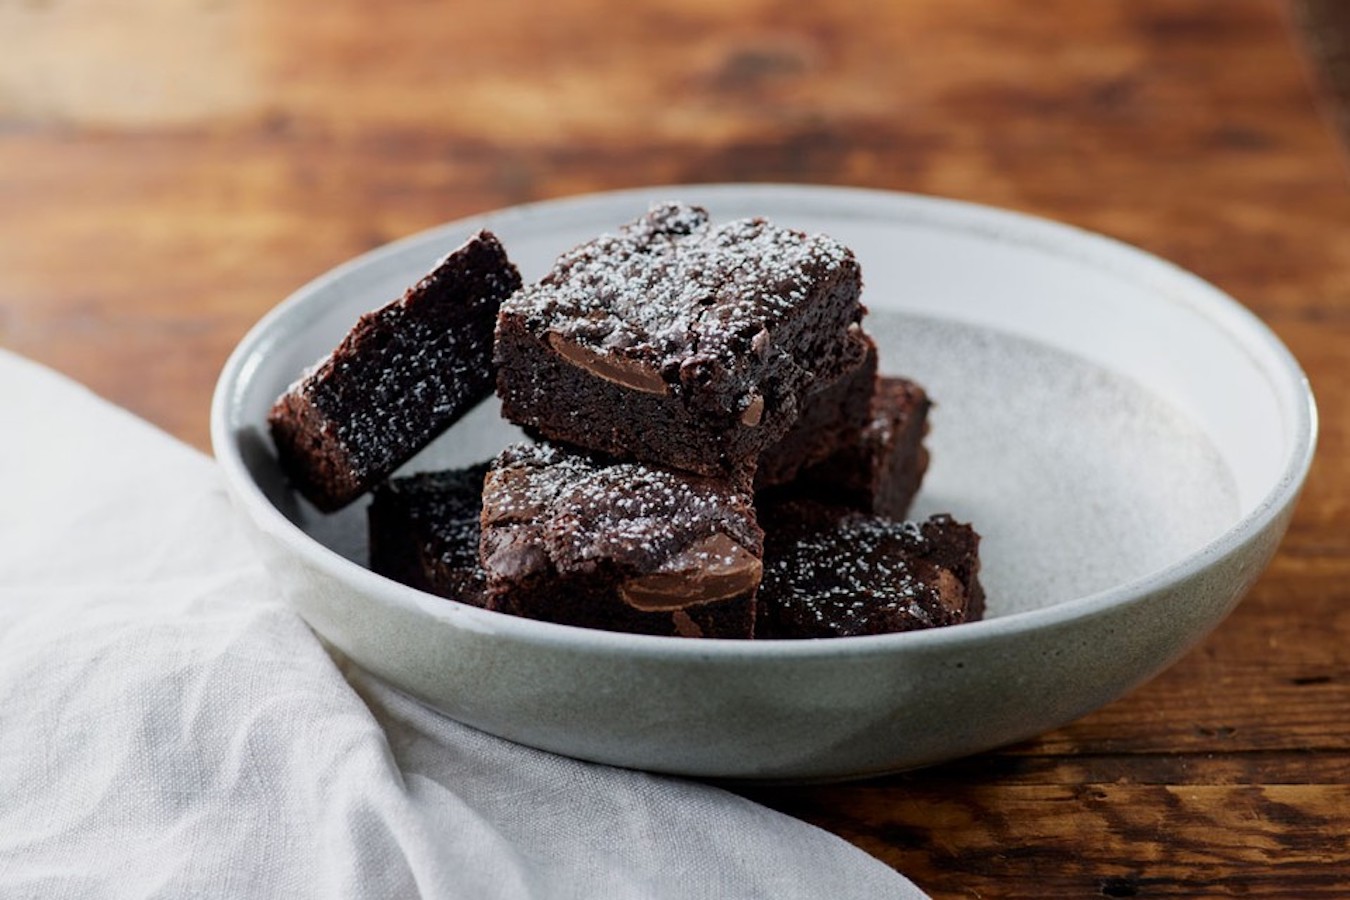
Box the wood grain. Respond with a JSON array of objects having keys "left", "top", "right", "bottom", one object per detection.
[
  {"left": 1, "top": 0, "right": 1347, "bottom": 896},
  {"left": 1292, "top": 0, "right": 1350, "bottom": 155},
  {"left": 752, "top": 782, "right": 1350, "bottom": 897}
]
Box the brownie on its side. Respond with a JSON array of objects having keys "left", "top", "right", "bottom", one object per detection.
[
  {"left": 269, "top": 231, "right": 522, "bottom": 511},
  {"left": 755, "top": 501, "right": 983, "bottom": 639},
  {"left": 479, "top": 442, "right": 764, "bottom": 638},
  {"left": 769, "top": 376, "right": 932, "bottom": 519},
  {"left": 755, "top": 332, "right": 877, "bottom": 491},
  {"left": 495, "top": 202, "right": 864, "bottom": 486},
  {"left": 368, "top": 464, "right": 490, "bottom": 607}
]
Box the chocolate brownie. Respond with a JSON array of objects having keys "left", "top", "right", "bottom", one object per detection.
[
  {"left": 756, "top": 501, "right": 983, "bottom": 639},
  {"left": 755, "top": 332, "right": 877, "bottom": 490},
  {"left": 368, "top": 464, "right": 490, "bottom": 606},
  {"left": 767, "top": 376, "right": 931, "bottom": 518},
  {"left": 494, "top": 202, "right": 864, "bottom": 486},
  {"left": 269, "top": 231, "right": 521, "bottom": 510},
  {"left": 479, "top": 441, "right": 763, "bottom": 638}
]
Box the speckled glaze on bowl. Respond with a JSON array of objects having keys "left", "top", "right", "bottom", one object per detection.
[{"left": 211, "top": 185, "right": 1316, "bottom": 781}]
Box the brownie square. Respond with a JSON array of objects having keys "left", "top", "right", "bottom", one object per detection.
[
  {"left": 368, "top": 464, "right": 490, "bottom": 606},
  {"left": 269, "top": 231, "right": 521, "bottom": 511},
  {"left": 494, "top": 202, "right": 864, "bottom": 486},
  {"left": 755, "top": 331, "right": 877, "bottom": 490},
  {"left": 768, "top": 376, "right": 932, "bottom": 518},
  {"left": 479, "top": 442, "right": 764, "bottom": 638},
  {"left": 756, "top": 501, "right": 983, "bottom": 639}
]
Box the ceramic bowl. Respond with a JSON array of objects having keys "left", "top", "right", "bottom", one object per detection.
[{"left": 212, "top": 185, "right": 1316, "bottom": 781}]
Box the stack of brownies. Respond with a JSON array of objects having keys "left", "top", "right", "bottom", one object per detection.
[{"left": 268, "top": 202, "right": 983, "bottom": 639}]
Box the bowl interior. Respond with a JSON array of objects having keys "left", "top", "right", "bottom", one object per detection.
[{"left": 217, "top": 186, "right": 1307, "bottom": 625}]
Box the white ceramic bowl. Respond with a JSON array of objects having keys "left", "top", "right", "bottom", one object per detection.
[{"left": 212, "top": 185, "right": 1316, "bottom": 781}]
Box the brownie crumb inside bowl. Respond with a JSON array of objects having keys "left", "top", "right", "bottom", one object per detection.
[{"left": 212, "top": 185, "right": 1315, "bottom": 781}]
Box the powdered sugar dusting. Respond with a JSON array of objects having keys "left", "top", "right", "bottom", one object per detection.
[
  {"left": 760, "top": 511, "right": 971, "bottom": 636},
  {"left": 379, "top": 467, "right": 485, "bottom": 577},
  {"left": 485, "top": 442, "right": 760, "bottom": 573},
  {"left": 503, "top": 202, "right": 855, "bottom": 373},
  {"left": 324, "top": 305, "right": 497, "bottom": 478}
]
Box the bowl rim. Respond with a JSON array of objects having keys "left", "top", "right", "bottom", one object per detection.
[{"left": 210, "top": 183, "right": 1318, "bottom": 661}]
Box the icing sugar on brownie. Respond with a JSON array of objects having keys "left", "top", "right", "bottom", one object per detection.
[
  {"left": 756, "top": 503, "right": 984, "bottom": 639},
  {"left": 513, "top": 203, "right": 853, "bottom": 387}
]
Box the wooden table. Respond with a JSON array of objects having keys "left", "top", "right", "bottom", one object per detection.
[{"left": 3, "top": 1, "right": 1346, "bottom": 895}]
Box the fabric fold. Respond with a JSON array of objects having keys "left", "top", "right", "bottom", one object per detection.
[{"left": 0, "top": 350, "right": 925, "bottom": 900}]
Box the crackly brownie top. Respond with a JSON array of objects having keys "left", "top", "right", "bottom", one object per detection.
[
  {"left": 501, "top": 202, "right": 859, "bottom": 396},
  {"left": 758, "top": 503, "right": 980, "bottom": 637},
  {"left": 480, "top": 442, "right": 764, "bottom": 609}
]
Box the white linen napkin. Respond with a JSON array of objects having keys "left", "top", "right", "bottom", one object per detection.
[{"left": 0, "top": 350, "right": 926, "bottom": 900}]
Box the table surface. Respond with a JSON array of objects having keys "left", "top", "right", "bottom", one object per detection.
[{"left": 3, "top": 1, "right": 1347, "bottom": 895}]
